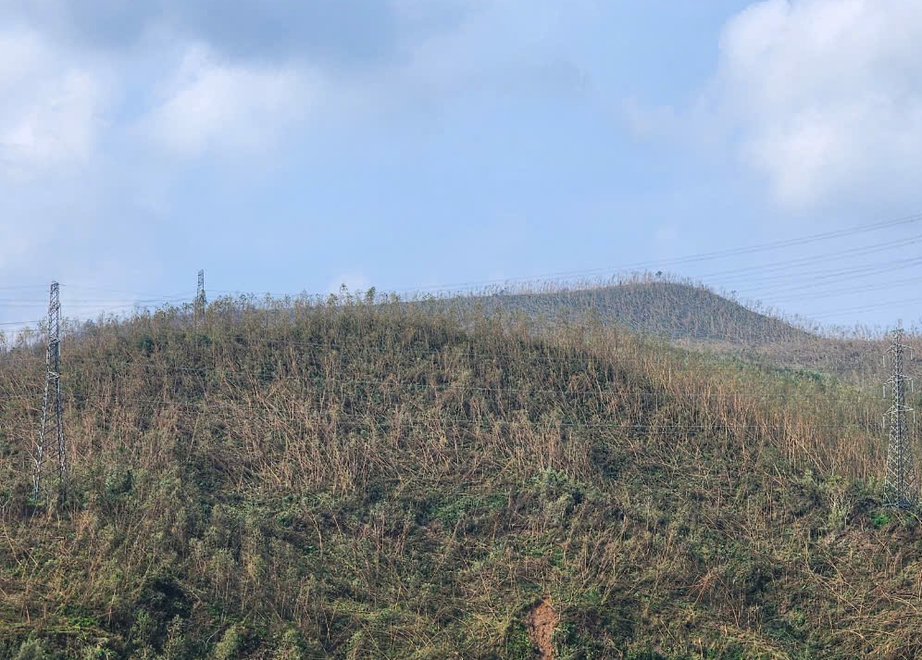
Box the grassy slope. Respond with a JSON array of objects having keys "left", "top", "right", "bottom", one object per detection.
[
  {"left": 433, "top": 280, "right": 812, "bottom": 345},
  {"left": 454, "top": 278, "right": 910, "bottom": 386},
  {"left": 429, "top": 278, "right": 901, "bottom": 382},
  {"left": 0, "top": 298, "right": 919, "bottom": 659}
]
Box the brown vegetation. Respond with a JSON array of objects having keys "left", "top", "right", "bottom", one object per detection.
[
  {"left": 424, "top": 275, "right": 813, "bottom": 345},
  {"left": 0, "top": 288, "right": 917, "bottom": 658}
]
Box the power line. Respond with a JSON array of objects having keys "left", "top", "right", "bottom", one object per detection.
[
  {"left": 0, "top": 320, "right": 41, "bottom": 327},
  {"left": 755, "top": 275, "right": 922, "bottom": 307},
  {"left": 2, "top": 212, "right": 922, "bottom": 331},
  {"left": 392, "top": 212, "right": 922, "bottom": 294},
  {"left": 690, "top": 233, "right": 922, "bottom": 284},
  {"left": 710, "top": 256, "right": 922, "bottom": 299},
  {"left": 196, "top": 214, "right": 922, "bottom": 304},
  {"left": 810, "top": 296, "right": 922, "bottom": 321},
  {"left": 62, "top": 285, "right": 196, "bottom": 299}
]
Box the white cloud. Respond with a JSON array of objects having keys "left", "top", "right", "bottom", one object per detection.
[
  {"left": 0, "top": 28, "right": 110, "bottom": 181},
  {"left": 0, "top": 26, "right": 116, "bottom": 280},
  {"left": 140, "top": 44, "right": 323, "bottom": 157},
  {"left": 1, "top": 2, "right": 594, "bottom": 169},
  {"left": 129, "top": 2, "right": 594, "bottom": 159},
  {"left": 711, "top": 0, "right": 922, "bottom": 211},
  {"left": 626, "top": 0, "right": 922, "bottom": 212},
  {"left": 393, "top": 0, "right": 591, "bottom": 102}
]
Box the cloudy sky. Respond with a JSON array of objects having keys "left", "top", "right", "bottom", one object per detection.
[{"left": 2, "top": 0, "right": 922, "bottom": 331}]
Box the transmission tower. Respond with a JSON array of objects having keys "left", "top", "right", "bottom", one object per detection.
[
  {"left": 33, "top": 281, "right": 66, "bottom": 503},
  {"left": 884, "top": 328, "right": 917, "bottom": 509},
  {"left": 196, "top": 269, "right": 206, "bottom": 325}
]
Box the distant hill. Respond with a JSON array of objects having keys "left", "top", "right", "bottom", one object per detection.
[{"left": 426, "top": 279, "right": 813, "bottom": 345}]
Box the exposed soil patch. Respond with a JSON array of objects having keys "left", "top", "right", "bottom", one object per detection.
[{"left": 527, "top": 598, "right": 559, "bottom": 660}]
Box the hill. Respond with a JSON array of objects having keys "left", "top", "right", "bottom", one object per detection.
[
  {"left": 0, "top": 297, "right": 919, "bottom": 658},
  {"left": 422, "top": 279, "right": 813, "bottom": 345},
  {"left": 434, "top": 279, "right": 903, "bottom": 386}
]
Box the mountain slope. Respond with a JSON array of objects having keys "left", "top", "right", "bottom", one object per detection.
[
  {"left": 425, "top": 279, "right": 812, "bottom": 345},
  {"left": 0, "top": 298, "right": 916, "bottom": 659},
  {"left": 434, "top": 279, "right": 903, "bottom": 386}
]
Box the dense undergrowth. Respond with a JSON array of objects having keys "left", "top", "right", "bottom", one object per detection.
[{"left": 0, "top": 295, "right": 920, "bottom": 658}]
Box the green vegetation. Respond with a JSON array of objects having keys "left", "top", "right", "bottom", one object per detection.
[{"left": 0, "top": 286, "right": 918, "bottom": 658}]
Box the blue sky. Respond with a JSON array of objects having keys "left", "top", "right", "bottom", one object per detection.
[{"left": 3, "top": 0, "right": 922, "bottom": 332}]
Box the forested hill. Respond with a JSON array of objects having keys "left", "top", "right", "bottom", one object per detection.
[{"left": 435, "top": 280, "right": 811, "bottom": 344}]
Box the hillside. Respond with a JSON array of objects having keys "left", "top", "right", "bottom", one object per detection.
[
  {"left": 0, "top": 297, "right": 920, "bottom": 658},
  {"left": 426, "top": 279, "right": 812, "bottom": 345},
  {"left": 436, "top": 278, "right": 903, "bottom": 386}
]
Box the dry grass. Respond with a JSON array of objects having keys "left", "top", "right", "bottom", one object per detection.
[{"left": 0, "top": 290, "right": 917, "bottom": 658}]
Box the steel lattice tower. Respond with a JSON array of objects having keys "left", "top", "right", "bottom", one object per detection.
[
  {"left": 196, "top": 269, "right": 206, "bottom": 325},
  {"left": 33, "top": 281, "right": 66, "bottom": 502},
  {"left": 884, "top": 328, "right": 917, "bottom": 509}
]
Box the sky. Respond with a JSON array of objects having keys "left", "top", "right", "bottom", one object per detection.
[{"left": 3, "top": 0, "right": 922, "bottom": 333}]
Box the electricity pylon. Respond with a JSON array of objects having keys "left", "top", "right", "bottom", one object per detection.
[
  {"left": 196, "top": 269, "right": 206, "bottom": 326},
  {"left": 884, "top": 328, "right": 917, "bottom": 509},
  {"left": 33, "top": 281, "right": 66, "bottom": 503}
]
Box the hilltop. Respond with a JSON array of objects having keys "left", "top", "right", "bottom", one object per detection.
[
  {"left": 424, "top": 278, "right": 812, "bottom": 345},
  {"left": 435, "top": 279, "right": 902, "bottom": 385},
  {"left": 0, "top": 297, "right": 919, "bottom": 659}
]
